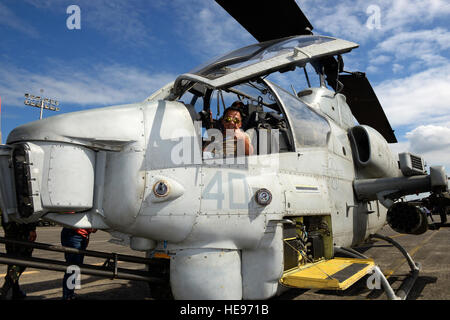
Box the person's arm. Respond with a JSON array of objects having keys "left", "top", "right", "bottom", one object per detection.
[
  {"left": 235, "top": 130, "right": 254, "bottom": 155},
  {"left": 26, "top": 223, "right": 37, "bottom": 242},
  {"left": 246, "top": 136, "right": 254, "bottom": 155},
  {"left": 29, "top": 230, "right": 37, "bottom": 242}
]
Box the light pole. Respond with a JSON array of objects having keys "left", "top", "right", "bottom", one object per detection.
[
  {"left": 24, "top": 89, "right": 60, "bottom": 120},
  {"left": 0, "top": 96, "right": 2, "bottom": 143}
]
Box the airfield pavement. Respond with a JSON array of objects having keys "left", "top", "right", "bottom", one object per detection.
[{"left": 0, "top": 221, "right": 448, "bottom": 302}]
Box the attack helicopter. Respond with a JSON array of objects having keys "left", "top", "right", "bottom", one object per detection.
[{"left": 0, "top": 0, "right": 448, "bottom": 300}]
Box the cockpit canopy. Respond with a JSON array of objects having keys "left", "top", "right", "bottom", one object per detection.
[
  {"left": 191, "top": 35, "right": 334, "bottom": 80},
  {"left": 172, "top": 35, "right": 358, "bottom": 98}
]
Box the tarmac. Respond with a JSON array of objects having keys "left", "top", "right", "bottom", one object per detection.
[{"left": 0, "top": 221, "right": 448, "bottom": 301}]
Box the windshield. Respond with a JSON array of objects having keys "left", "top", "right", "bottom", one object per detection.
[
  {"left": 191, "top": 35, "right": 334, "bottom": 80},
  {"left": 270, "top": 82, "right": 330, "bottom": 148}
]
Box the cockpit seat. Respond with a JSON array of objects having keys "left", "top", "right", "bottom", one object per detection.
[{"left": 245, "top": 111, "right": 291, "bottom": 154}]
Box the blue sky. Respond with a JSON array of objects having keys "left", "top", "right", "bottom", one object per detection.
[{"left": 1, "top": 0, "right": 449, "bottom": 172}]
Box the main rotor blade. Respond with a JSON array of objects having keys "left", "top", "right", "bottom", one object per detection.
[
  {"left": 215, "top": 0, "right": 314, "bottom": 42},
  {"left": 339, "top": 73, "right": 398, "bottom": 143}
]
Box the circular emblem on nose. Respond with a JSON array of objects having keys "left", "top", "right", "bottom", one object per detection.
[
  {"left": 255, "top": 188, "right": 272, "bottom": 206},
  {"left": 153, "top": 180, "right": 170, "bottom": 197}
]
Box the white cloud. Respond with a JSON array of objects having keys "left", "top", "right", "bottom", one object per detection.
[
  {"left": 375, "top": 63, "right": 450, "bottom": 127},
  {"left": 406, "top": 125, "right": 450, "bottom": 154},
  {"left": 0, "top": 62, "right": 176, "bottom": 108},
  {"left": 296, "top": 0, "right": 370, "bottom": 42},
  {"left": 78, "top": 0, "right": 157, "bottom": 44},
  {"left": 296, "top": 0, "right": 450, "bottom": 42},
  {"left": 381, "top": 0, "right": 450, "bottom": 32},
  {"left": 366, "top": 65, "right": 379, "bottom": 74},
  {"left": 373, "top": 28, "right": 450, "bottom": 68},
  {"left": 371, "top": 55, "right": 392, "bottom": 65},
  {"left": 0, "top": 2, "right": 39, "bottom": 38},
  {"left": 392, "top": 64, "right": 404, "bottom": 74},
  {"left": 170, "top": 0, "right": 254, "bottom": 60}
]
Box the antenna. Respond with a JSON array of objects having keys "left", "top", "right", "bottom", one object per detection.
[
  {"left": 24, "top": 89, "right": 60, "bottom": 120},
  {"left": 320, "top": 66, "right": 326, "bottom": 88},
  {"left": 334, "top": 55, "right": 344, "bottom": 96},
  {"left": 290, "top": 84, "right": 297, "bottom": 96},
  {"left": 303, "top": 66, "right": 311, "bottom": 88}
]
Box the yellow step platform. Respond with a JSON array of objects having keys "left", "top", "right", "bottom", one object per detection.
[{"left": 280, "top": 257, "right": 375, "bottom": 291}]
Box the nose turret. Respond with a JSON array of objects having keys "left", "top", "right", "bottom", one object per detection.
[
  {"left": 7, "top": 103, "right": 144, "bottom": 150},
  {"left": 1, "top": 102, "right": 147, "bottom": 225}
]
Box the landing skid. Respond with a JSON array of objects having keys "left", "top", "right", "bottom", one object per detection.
[
  {"left": 337, "top": 233, "right": 421, "bottom": 300},
  {"left": 369, "top": 233, "right": 421, "bottom": 300}
]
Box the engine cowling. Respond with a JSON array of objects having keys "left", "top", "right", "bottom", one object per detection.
[
  {"left": 349, "top": 125, "right": 401, "bottom": 179},
  {"left": 387, "top": 202, "right": 428, "bottom": 235}
]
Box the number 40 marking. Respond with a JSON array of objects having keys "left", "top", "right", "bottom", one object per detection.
[{"left": 202, "top": 171, "right": 250, "bottom": 210}]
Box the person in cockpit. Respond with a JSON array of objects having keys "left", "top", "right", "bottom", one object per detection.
[
  {"left": 221, "top": 104, "right": 254, "bottom": 156},
  {"left": 204, "top": 101, "right": 254, "bottom": 157}
]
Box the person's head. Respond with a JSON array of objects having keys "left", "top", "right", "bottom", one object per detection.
[
  {"left": 230, "top": 101, "right": 244, "bottom": 109},
  {"left": 222, "top": 105, "right": 243, "bottom": 130}
]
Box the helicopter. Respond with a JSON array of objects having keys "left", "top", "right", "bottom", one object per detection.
[{"left": 0, "top": 0, "right": 448, "bottom": 300}]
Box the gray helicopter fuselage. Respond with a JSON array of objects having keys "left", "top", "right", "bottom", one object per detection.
[
  {"left": 1, "top": 83, "right": 397, "bottom": 299},
  {"left": 4, "top": 86, "right": 391, "bottom": 245}
]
